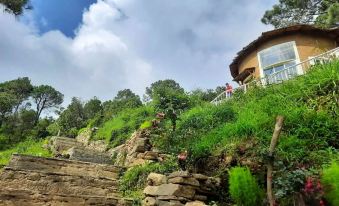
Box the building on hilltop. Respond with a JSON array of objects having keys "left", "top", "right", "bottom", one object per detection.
[{"left": 229, "top": 25, "right": 339, "bottom": 85}]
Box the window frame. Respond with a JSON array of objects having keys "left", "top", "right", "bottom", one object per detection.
[{"left": 257, "top": 41, "right": 301, "bottom": 78}]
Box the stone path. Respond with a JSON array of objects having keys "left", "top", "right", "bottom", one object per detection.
[{"left": 0, "top": 135, "right": 132, "bottom": 206}]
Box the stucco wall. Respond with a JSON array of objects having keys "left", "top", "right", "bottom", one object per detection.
[{"left": 237, "top": 34, "right": 337, "bottom": 80}]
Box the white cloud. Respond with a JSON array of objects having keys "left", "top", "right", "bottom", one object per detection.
[{"left": 0, "top": 0, "right": 274, "bottom": 106}]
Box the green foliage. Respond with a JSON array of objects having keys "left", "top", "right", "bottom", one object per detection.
[
  {"left": 140, "top": 121, "right": 152, "bottom": 129},
  {"left": 93, "top": 106, "right": 154, "bottom": 147},
  {"left": 32, "top": 85, "right": 63, "bottom": 122},
  {"left": 228, "top": 167, "right": 262, "bottom": 206},
  {"left": 0, "top": 0, "right": 30, "bottom": 15},
  {"left": 261, "top": 0, "right": 339, "bottom": 28},
  {"left": 119, "top": 157, "right": 179, "bottom": 198},
  {"left": 58, "top": 97, "right": 86, "bottom": 137},
  {"left": 103, "top": 89, "right": 142, "bottom": 119},
  {"left": 0, "top": 138, "right": 51, "bottom": 166},
  {"left": 84, "top": 96, "right": 102, "bottom": 120},
  {"left": 321, "top": 161, "right": 339, "bottom": 205}
]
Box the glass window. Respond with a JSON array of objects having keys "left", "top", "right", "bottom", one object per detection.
[
  {"left": 259, "top": 42, "right": 296, "bottom": 68},
  {"left": 258, "top": 42, "right": 299, "bottom": 84}
]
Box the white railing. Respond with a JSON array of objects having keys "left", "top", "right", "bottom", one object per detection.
[{"left": 211, "top": 47, "right": 339, "bottom": 105}]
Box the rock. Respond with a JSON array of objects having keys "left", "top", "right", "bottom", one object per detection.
[
  {"left": 147, "top": 173, "right": 167, "bottom": 186},
  {"left": 193, "top": 195, "right": 207, "bottom": 201},
  {"left": 192, "top": 174, "right": 208, "bottom": 181},
  {"left": 137, "top": 153, "right": 146, "bottom": 159},
  {"left": 157, "top": 196, "right": 188, "bottom": 201},
  {"left": 143, "top": 184, "right": 195, "bottom": 199},
  {"left": 158, "top": 200, "right": 184, "bottom": 206},
  {"left": 144, "top": 151, "right": 159, "bottom": 160},
  {"left": 143, "top": 197, "right": 156, "bottom": 206},
  {"left": 168, "top": 171, "right": 191, "bottom": 179},
  {"left": 129, "top": 138, "right": 148, "bottom": 154},
  {"left": 66, "top": 147, "right": 112, "bottom": 164},
  {"left": 185, "top": 201, "right": 207, "bottom": 206},
  {"left": 128, "top": 158, "right": 147, "bottom": 167},
  {"left": 168, "top": 177, "right": 200, "bottom": 187}
]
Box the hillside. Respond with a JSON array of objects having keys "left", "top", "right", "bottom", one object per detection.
[{"left": 0, "top": 60, "right": 338, "bottom": 205}]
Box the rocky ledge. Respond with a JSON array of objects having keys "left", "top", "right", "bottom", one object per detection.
[{"left": 143, "top": 171, "right": 221, "bottom": 206}]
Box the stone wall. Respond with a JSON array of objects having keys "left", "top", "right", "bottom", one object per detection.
[
  {"left": 143, "top": 171, "right": 221, "bottom": 206},
  {"left": 112, "top": 130, "right": 169, "bottom": 168}
]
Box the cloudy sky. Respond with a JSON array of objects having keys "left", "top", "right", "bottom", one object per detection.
[{"left": 0, "top": 0, "right": 275, "bottom": 104}]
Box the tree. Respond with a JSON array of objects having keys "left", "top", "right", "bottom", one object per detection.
[
  {"left": 84, "top": 97, "right": 102, "bottom": 119},
  {"left": 0, "top": 77, "right": 33, "bottom": 114},
  {"left": 103, "top": 89, "right": 142, "bottom": 118},
  {"left": 0, "top": 92, "right": 16, "bottom": 126},
  {"left": 31, "top": 85, "right": 63, "bottom": 123},
  {"left": 58, "top": 97, "right": 85, "bottom": 137},
  {"left": 261, "top": 0, "right": 339, "bottom": 28},
  {"left": 0, "top": 0, "right": 31, "bottom": 15},
  {"left": 146, "top": 80, "right": 189, "bottom": 130}
]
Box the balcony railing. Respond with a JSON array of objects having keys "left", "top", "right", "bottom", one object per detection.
[{"left": 211, "top": 47, "right": 339, "bottom": 105}]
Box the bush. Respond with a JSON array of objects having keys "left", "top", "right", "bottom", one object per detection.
[
  {"left": 228, "top": 167, "right": 262, "bottom": 206},
  {"left": 321, "top": 161, "right": 339, "bottom": 205}
]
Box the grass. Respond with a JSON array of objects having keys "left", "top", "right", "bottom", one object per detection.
[
  {"left": 92, "top": 106, "right": 154, "bottom": 148},
  {"left": 152, "top": 60, "right": 339, "bottom": 168},
  {"left": 0, "top": 138, "right": 52, "bottom": 166}
]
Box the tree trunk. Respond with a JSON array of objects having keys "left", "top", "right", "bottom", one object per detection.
[{"left": 267, "top": 116, "right": 284, "bottom": 206}]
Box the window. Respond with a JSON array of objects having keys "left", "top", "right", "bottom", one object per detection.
[{"left": 258, "top": 41, "right": 300, "bottom": 84}]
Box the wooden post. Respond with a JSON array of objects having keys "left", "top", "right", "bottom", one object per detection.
[{"left": 267, "top": 116, "right": 284, "bottom": 206}]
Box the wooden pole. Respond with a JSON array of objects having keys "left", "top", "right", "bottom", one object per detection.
[{"left": 267, "top": 116, "right": 284, "bottom": 206}]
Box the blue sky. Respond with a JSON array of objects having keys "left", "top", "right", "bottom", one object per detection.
[
  {"left": 0, "top": 0, "right": 276, "bottom": 106},
  {"left": 24, "top": 0, "right": 96, "bottom": 37}
]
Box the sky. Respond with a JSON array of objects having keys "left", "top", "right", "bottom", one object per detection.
[{"left": 0, "top": 0, "right": 275, "bottom": 105}]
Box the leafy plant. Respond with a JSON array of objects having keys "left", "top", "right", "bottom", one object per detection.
[
  {"left": 228, "top": 166, "right": 263, "bottom": 206},
  {"left": 321, "top": 161, "right": 339, "bottom": 205}
]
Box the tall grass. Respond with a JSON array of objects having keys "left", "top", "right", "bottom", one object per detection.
[
  {"left": 92, "top": 106, "right": 154, "bottom": 147},
  {"left": 153, "top": 60, "right": 339, "bottom": 165},
  {"left": 0, "top": 138, "right": 51, "bottom": 166}
]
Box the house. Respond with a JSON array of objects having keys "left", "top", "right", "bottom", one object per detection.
[{"left": 229, "top": 25, "right": 339, "bottom": 85}]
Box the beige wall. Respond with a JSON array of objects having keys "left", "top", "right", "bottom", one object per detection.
[{"left": 237, "top": 34, "right": 337, "bottom": 79}]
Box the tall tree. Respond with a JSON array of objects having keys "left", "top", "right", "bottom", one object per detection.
[
  {"left": 146, "top": 80, "right": 189, "bottom": 130},
  {"left": 262, "top": 0, "right": 339, "bottom": 28},
  {"left": 84, "top": 97, "right": 102, "bottom": 119},
  {"left": 0, "top": 92, "right": 16, "bottom": 126},
  {"left": 0, "top": 0, "right": 31, "bottom": 15},
  {"left": 31, "top": 85, "right": 63, "bottom": 123},
  {"left": 58, "top": 97, "right": 85, "bottom": 137},
  {"left": 0, "top": 77, "right": 33, "bottom": 114}
]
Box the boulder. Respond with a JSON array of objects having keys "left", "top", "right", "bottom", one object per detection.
[
  {"left": 185, "top": 201, "right": 207, "bottom": 206},
  {"left": 143, "top": 184, "right": 195, "bottom": 199},
  {"left": 168, "top": 177, "right": 200, "bottom": 187},
  {"left": 193, "top": 195, "right": 207, "bottom": 201},
  {"left": 158, "top": 200, "right": 184, "bottom": 206},
  {"left": 143, "top": 197, "right": 156, "bottom": 206},
  {"left": 147, "top": 173, "right": 167, "bottom": 186},
  {"left": 168, "top": 171, "right": 191, "bottom": 179},
  {"left": 144, "top": 151, "right": 159, "bottom": 160},
  {"left": 192, "top": 174, "right": 208, "bottom": 181}
]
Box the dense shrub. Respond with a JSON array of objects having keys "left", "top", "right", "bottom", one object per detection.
[
  {"left": 321, "top": 162, "right": 339, "bottom": 205},
  {"left": 228, "top": 167, "right": 262, "bottom": 206}
]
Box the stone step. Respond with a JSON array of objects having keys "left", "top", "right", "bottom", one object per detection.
[
  {"left": 0, "top": 168, "right": 120, "bottom": 197},
  {"left": 0, "top": 189, "right": 133, "bottom": 206},
  {"left": 49, "top": 136, "right": 83, "bottom": 154},
  {"left": 8, "top": 154, "right": 122, "bottom": 180},
  {"left": 67, "top": 146, "right": 113, "bottom": 164}
]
